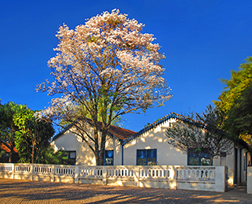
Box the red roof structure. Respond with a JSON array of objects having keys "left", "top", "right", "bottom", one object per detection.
[
  {"left": 100, "top": 123, "right": 136, "bottom": 140},
  {"left": 53, "top": 119, "right": 136, "bottom": 142},
  {"left": 0, "top": 143, "right": 18, "bottom": 153},
  {"left": 88, "top": 119, "right": 137, "bottom": 140}
]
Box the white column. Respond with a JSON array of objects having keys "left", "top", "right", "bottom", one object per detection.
[
  {"left": 169, "top": 165, "right": 177, "bottom": 190},
  {"left": 30, "top": 164, "right": 34, "bottom": 181},
  {"left": 247, "top": 166, "right": 252, "bottom": 194},
  {"left": 11, "top": 163, "right": 15, "bottom": 179},
  {"left": 215, "top": 166, "right": 226, "bottom": 192},
  {"left": 237, "top": 147, "right": 241, "bottom": 185},
  {"left": 74, "top": 165, "right": 79, "bottom": 183},
  {"left": 102, "top": 166, "right": 107, "bottom": 185}
]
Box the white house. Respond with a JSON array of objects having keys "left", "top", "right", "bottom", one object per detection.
[{"left": 51, "top": 112, "right": 251, "bottom": 186}]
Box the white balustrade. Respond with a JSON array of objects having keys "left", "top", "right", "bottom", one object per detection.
[
  {"left": 0, "top": 163, "right": 226, "bottom": 192},
  {"left": 54, "top": 165, "right": 75, "bottom": 176},
  {"left": 139, "top": 166, "right": 171, "bottom": 179},
  {"left": 106, "top": 166, "right": 134, "bottom": 178},
  {"left": 0, "top": 163, "right": 13, "bottom": 172},
  {"left": 79, "top": 166, "right": 103, "bottom": 179},
  {"left": 33, "top": 164, "right": 53, "bottom": 174},
  {"left": 15, "top": 164, "right": 31, "bottom": 173},
  {"left": 176, "top": 166, "right": 215, "bottom": 181}
]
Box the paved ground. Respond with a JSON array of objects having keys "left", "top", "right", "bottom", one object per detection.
[{"left": 0, "top": 179, "right": 252, "bottom": 204}]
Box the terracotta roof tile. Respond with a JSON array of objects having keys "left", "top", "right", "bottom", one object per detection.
[
  {"left": 107, "top": 124, "right": 136, "bottom": 140},
  {"left": 52, "top": 119, "right": 136, "bottom": 142},
  {"left": 1, "top": 143, "right": 18, "bottom": 153},
  {"left": 93, "top": 120, "right": 136, "bottom": 140}
]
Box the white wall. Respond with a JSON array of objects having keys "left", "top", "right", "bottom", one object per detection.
[
  {"left": 122, "top": 119, "right": 187, "bottom": 165},
  {"left": 51, "top": 124, "right": 121, "bottom": 166},
  {"left": 212, "top": 149, "right": 235, "bottom": 186},
  {"left": 121, "top": 118, "right": 237, "bottom": 187}
]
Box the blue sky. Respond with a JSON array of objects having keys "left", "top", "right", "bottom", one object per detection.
[{"left": 0, "top": 0, "right": 252, "bottom": 132}]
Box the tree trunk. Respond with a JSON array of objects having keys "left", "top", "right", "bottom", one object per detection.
[
  {"left": 26, "top": 139, "right": 29, "bottom": 162},
  {"left": 31, "top": 144, "right": 34, "bottom": 164},
  {"left": 93, "top": 125, "right": 100, "bottom": 165},
  {"left": 8, "top": 151, "right": 12, "bottom": 163},
  {"left": 210, "top": 155, "right": 213, "bottom": 166},
  {"left": 99, "top": 128, "right": 107, "bottom": 166},
  {"left": 31, "top": 139, "right": 36, "bottom": 164},
  {"left": 8, "top": 142, "right": 14, "bottom": 163}
]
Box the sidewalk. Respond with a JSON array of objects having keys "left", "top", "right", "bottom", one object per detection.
[{"left": 0, "top": 178, "right": 252, "bottom": 203}]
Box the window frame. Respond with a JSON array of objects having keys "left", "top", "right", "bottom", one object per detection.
[
  {"left": 104, "top": 150, "right": 114, "bottom": 166},
  {"left": 98, "top": 150, "right": 114, "bottom": 166},
  {"left": 63, "top": 150, "right": 76, "bottom": 165},
  {"left": 187, "top": 148, "right": 212, "bottom": 166},
  {"left": 136, "top": 149, "right": 157, "bottom": 165}
]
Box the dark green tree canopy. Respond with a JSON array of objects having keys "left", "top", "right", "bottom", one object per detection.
[
  {"left": 214, "top": 56, "right": 252, "bottom": 150},
  {"left": 14, "top": 105, "right": 55, "bottom": 163},
  {"left": 0, "top": 101, "right": 54, "bottom": 163},
  {"left": 214, "top": 57, "right": 252, "bottom": 114},
  {"left": 0, "top": 102, "right": 22, "bottom": 162}
]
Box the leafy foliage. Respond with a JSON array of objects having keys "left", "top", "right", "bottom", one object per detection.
[
  {"left": 0, "top": 101, "right": 55, "bottom": 163},
  {"left": 214, "top": 57, "right": 252, "bottom": 116},
  {"left": 37, "top": 146, "right": 70, "bottom": 164},
  {"left": 13, "top": 106, "right": 55, "bottom": 163},
  {"left": 225, "top": 85, "right": 252, "bottom": 147},
  {"left": 0, "top": 102, "right": 23, "bottom": 162},
  {"left": 214, "top": 57, "right": 252, "bottom": 150}
]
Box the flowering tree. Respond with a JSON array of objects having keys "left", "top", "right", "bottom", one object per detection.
[{"left": 37, "top": 9, "right": 171, "bottom": 165}]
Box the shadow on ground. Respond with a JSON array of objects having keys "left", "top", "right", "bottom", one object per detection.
[{"left": 0, "top": 179, "right": 251, "bottom": 203}]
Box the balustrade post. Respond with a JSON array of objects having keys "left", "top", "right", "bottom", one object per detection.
[
  {"left": 11, "top": 163, "right": 15, "bottom": 179},
  {"left": 247, "top": 166, "right": 252, "bottom": 194},
  {"left": 133, "top": 166, "right": 140, "bottom": 187},
  {"left": 102, "top": 166, "right": 107, "bottom": 185},
  {"left": 51, "top": 165, "right": 55, "bottom": 182},
  {"left": 30, "top": 164, "right": 34, "bottom": 181},
  {"left": 74, "top": 165, "right": 79, "bottom": 183},
  {"left": 169, "top": 165, "right": 177, "bottom": 190},
  {"left": 215, "top": 166, "right": 226, "bottom": 192}
]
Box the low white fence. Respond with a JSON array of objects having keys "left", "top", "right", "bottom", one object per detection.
[{"left": 0, "top": 163, "right": 227, "bottom": 192}]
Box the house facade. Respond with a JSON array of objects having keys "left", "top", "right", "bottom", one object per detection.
[{"left": 51, "top": 113, "right": 251, "bottom": 186}]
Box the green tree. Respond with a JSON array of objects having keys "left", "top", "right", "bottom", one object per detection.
[
  {"left": 214, "top": 57, "right": 252, "bottom": 116},
  {"left": 225, "top": 85, "right": 252, "bottom": 148},
  {"left": 214, "top": 56, "right": 252, "bottom": 149},
  {"left": 13, "top": 106, "right": 55, "bottom": 163},
  {"left": 41, "top": 146, "right": 72, "bottom": 164},
  {"left": 0, "top": 102, "right": 22, "bottom": 162},
  {"left": 166, "top": 105, "right": 233, "bottom": 165}
]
